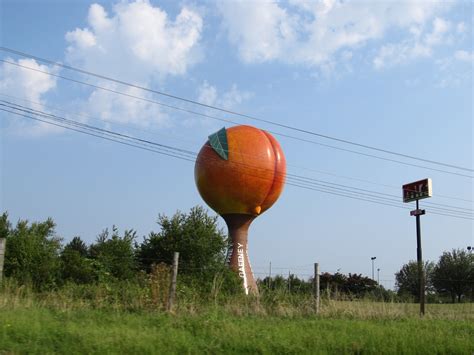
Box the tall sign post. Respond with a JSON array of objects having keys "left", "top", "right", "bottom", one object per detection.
[{"left": 402, "top": 178, "right": 432, "bottom": 316}]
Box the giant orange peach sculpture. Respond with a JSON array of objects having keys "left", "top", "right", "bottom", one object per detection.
[{"left": 194, "top": 125, "right": 286, "bottom": 295}]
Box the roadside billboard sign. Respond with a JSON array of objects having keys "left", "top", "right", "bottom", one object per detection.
[{"left": 402, "top": 178, "right": 432, "bottom": 203}]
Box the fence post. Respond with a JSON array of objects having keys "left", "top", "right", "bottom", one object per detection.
[
  {"left": 167, "top": 252, "right": 179, "bottom": 312},
  {"left": 314, "top": 263, "right": 320, "bottom": 314},
  {"left": 0, "top": 238, "right": 5, "bottom": 285},
  {"left": 288, "top": 270, "right": 291, "bottom": 293}
]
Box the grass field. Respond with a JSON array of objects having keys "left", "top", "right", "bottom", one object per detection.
[
  {"left": 1, "top": 307, "right": 473, "bottom": 354},
  {"left": 1, "top": 285, "right": 473, "bottom": 355}
]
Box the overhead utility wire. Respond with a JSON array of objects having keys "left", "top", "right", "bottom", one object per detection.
[
  {"left": 3, "top": 100, "right": 473, "bottom": 216},
  {"left": 288, "top": 176, "right": 473, "bottom": 217},
  {"left": 0, "top": 101, "right": 196, "bottom": 158},
  {"left": 286, "top": 182, "right": 472, "bottom": 220},
  {"left": 0, "top": 108, "right": 196, "bottom": 163},
  {"left": 1, "top": 46, "right": 472, "bottom": 173},
  {"left": 287, "top": 172, "right": 473, "bottom": 213},
  {"left": 288, "top": 175, "right": 473, "bottom": 218},
  {"left": 1, "top": 59, "right": 472, "bottom": 180},
  {"left": 3, "top": 93, "right": 471, "bottom": 205},
  {"left": 2, "top": 107, "right": 472, "bottom": 221},
  {"left": 0, "top": 93, "right": 201, "bottom": 149},
  {"left": 2, "top": 92, "right": 472, "bottom": 204},
  {"left": 3, "top": 100, "right": 472, "bottom": 216}
]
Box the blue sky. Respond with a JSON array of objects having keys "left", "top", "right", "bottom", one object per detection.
[{"left": 1, "top": 0, "right": 472, "bottom": 287}]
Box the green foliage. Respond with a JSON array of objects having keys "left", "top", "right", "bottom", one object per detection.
[
  {"left": 60, "top": 237, "right": 96, "bottom": 284},
  {"left": 259, "top": 274, "right": 312, "bottom": 294},
  {"left": 433, "top": 249, "right": 473, "bottom": 303},
  {"left": 89, "top": 226, "right": 138, "bottom": 281},
  {"left": 395, "top": 261, "right": 435, "bottom": 301},
  {"left": 0, "top": 212, "right": 10, "bottom": 239},
  {"left": 138, "top": 206, "right": 228, "bottom": 280},
  {"left": 3, "top": 214, "right": 62, "bottom": 290},
  {"left": 343, "top": 273, "right": 378, "bottom": 295},
  {"left": 1, "top": 209, "right": 472, "bottom": 308},
  {"left": 311, "top": 272, "right": 379, "bottom": 299}
]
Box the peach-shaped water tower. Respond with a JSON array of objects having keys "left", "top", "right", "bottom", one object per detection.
[{"left": 194, "top": 125, "right": 286, "bottom": 295}]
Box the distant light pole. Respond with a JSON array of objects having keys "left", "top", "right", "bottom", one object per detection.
[
  {"left": 468, "top": 246, "right": 472, "bottom": 254},
  {"left": 377, "top": 268, "right": 380, "bottom": 285},
  {"left": 371, "top": 257, "right": 377, "bottom": 280}
]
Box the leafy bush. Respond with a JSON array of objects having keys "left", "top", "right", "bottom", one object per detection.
[
  {"left": 137, "top": 206, "right": 228, "bottom": 284},
  {"left": 2, "top": 213, "right": 62, "bottom": 290}
]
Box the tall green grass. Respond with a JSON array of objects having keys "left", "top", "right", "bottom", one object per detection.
[
  {"left": 1, "top": 278, "right": 473, "bottom": 353},
  {"left": 1, "top": 277, "right": 472, "bottom": 320},
  {"left": 1, "top": 307, "right": 473, "bottom": 354}
]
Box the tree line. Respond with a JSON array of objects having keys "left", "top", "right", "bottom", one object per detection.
[
  {"left": 0, "top": 207, "right": 472, "bottom": 303},
  {"left": 0, "top": 207, "right": 239, "bottom": 293},
  {"left": 395, "top": 249, "right": 473, "bottom": 303}
]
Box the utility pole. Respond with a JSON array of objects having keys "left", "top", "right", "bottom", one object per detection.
[
  {"left": 167, "top": 252, "right": 179, "bottom": 312},
  {"left": 0, "top": 238, "right": 5, "bottom": 285},
  {"left": 377, "top": 268, "right": 380, "bottom": 285},
  {"left": 314, "top": 263, "right": 320, "bottom": 314}
]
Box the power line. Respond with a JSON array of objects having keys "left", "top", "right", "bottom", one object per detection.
[
  {"left": 2, "top": 92, "right": 472, "bottom": 204},
  {"left": 2, "top": 106, "right": 472, "bottom": 221},
  {"left": 0, "top": 47, "right": 472, "bottom": 173},
  {"left": 4, "top": 99, "right": 472, "bottom": 216},
  {"left": 1, "top": 59, "right": 472, "bottom": 180},
  {"left": 286, "top": 181, "right": 473, "bottom": 220},
  {"left": 288, "top": 176, "right": 473, "bottom": 217},
  {"left": 0, "top": 107, "right": 196, "bottom": 163},
  {"left": 287, "top": 173, "right": 473, "bottom": 215},
  {"left": 0, "top": 92, "right": 201, "bottom": 149},
  {"left": 2, "top": 100, "right": 472, "bottom": 217},
  {"left": 273, "top": 130, "right": 473, "bottom": 179}
]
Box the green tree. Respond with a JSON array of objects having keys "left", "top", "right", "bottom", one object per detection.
[
  {"left": 395, "top": 260, "right": 434, "bottom": 301},
  {"left": 60, "top": 236, "right": 96, "bottom": 284},
  {"left": 433, "top": 249, "right": 473, "bottom": 303},
  {"left": 89, "top": 226, "right": 137, "bottom": 281},
  {"left": 0, "top": 212, "right": 9, "bottom": 239},
  {"left": 3, "top": 215, "right": 62, "bottom": 290},
  {"left": 138, "top": 206, "right": 228, "bottom": 279},
  {"left": 343, "top": 273, "right": 377, "bottom": 296}
]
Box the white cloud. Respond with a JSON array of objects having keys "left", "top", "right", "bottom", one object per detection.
[
  {"left": 0, "top": 58, "right": 57, "bottom": 103},
  {"left": 435, "top": 50, "right": 473, "bottom": 88},
  {"left": 456, "top": 22, "right": 467, "bottom": 34},
  {"left": 218, "top": 1, "right": 298, "bottom": 63},
  {"left": 197, "top": 81, "right": 252, "bottom": 109},
  {"left": 197, "top": 81, "right": 218, "bottom": 106},
  {"left": 425, "top": 18, "right": 451, "bottom": 46},
  {"left": 189, "top": 81, "right": 253, "bottom": 128},
  {"left": 85, "top": 83, "right": 168, "bottom": 128},
  {"left": 218, "top": 0, "right": 453, "bottom": 70},
  {"left": 0, "top": 58, "right": 61, "bottom": 135},
  {"left": 373, "top": 17, "right": 452, "bottom": 69},
  {"left": 454, "top": 50, "right": 474, "bottom": 62},
  {"left": 65, "top": 28, "right": 97, "bottom": 49},
  {"left": 220, "top": 84, "right": 253, "bottom": 109},
  {"left": 64, "top": 1, "right": 203, "bottom": 127},
  {"left": 66, "top": 1, "right": 203, "bottom": 80}
]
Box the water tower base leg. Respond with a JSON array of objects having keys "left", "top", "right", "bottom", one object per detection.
[{"left": 222, "top": 214, "right": 258, "bottom": 295}]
